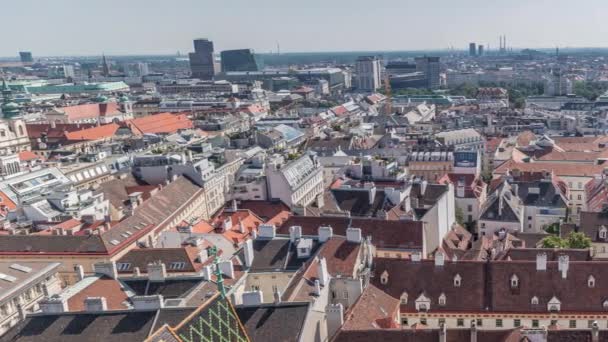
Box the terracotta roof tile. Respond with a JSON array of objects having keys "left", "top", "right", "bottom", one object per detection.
[
  {"left": 65, "top": 123, "right": 119, "bottom": 141},
  {"left": 127, "top": 113, "right": 193, "bottom": 135},
  {"left": 67, "top": 276, "right": 130, "bottom": 311}
]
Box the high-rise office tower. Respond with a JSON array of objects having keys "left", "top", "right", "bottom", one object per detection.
[
  {"left": 478, "top": 45, "right": 484, "bottom": 56},
  {"left": 189, "top": 38, "right": 215, "bottom": 80},
  {"left": 415, "top": 56, "right": 440, "bottom": 89},
  {"left": 19, "top": 52, "right": 33, "bottom": 63},
  {"left": 101, "top": 54, "right": 110, "bottom": 77},
  {"left": 469, "top": 43, "right": 477, "bottom": 57},
  {"left": 355, "top": 56, "right": 382, "bottom": 91},
  {"left": 220, "top": 49, "right": 260, "bottom": 72}
]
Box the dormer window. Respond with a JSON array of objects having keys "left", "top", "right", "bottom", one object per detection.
[
  {"left": 548, "top": 296, "right": 561, "bottom": 312},
  {"left": 415, "top": 293, "right": 431, "bottom": 312},
  {"left": 380, "top": 270, "right": 389, "bottom": 285},
  {"left": 454, "top": 274, "right": 462, "bottom": 287},
  {"left": 531, "top": 296, "right": 539, "bottom": 305},
  {"left": 400, "top": 292, "right": 408, "bottom": 305},
  {"left": 603, "top": 300, "right": 608, "bottom": 310},
  {"left": 589, "top": 275, "right": 596, "bottom": 288},
  {"left": 438, "top": 293, "right": 446, "bottom": 306},
  {"left": 510, "top": 274, "right": 519, "bottom": 288}
]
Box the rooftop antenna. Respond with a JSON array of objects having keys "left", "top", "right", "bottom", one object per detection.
[{"left": 276, "top": 41, "right": 280, "bottom": 55}]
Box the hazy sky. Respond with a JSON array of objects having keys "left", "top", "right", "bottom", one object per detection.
[{"left": 2, "top": 0, "right": 607, "bottom": 57}]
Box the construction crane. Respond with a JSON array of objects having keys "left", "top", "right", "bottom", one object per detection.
[{"left": 383, "top": 73, "right": 392, "bottom": 115}]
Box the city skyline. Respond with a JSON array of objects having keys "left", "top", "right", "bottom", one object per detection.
[{"left": 2, "top": 0, "right": 607, "bottom": 57}]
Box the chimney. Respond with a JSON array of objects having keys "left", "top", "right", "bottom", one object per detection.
[
  {"left": 230, "top": 199, "right": 238, "bottom": 212},
  {"left": 132, "top": 295, "right": 165, "bottom": 310},
  {"left": 39, "top": 296, "right": 69, "bottom": 313},
  {"left": 84, "top": 297, "right": 108, "bottom": 312},
  {"left": 258, "top": 224, "right": 276, "bottom": 239},
  {"left": 592, "top": 321, "right": 599, "bottom": 342},
  {"left": 273, "top": 289, "right": 282, "bottom": 304},
  {"left": 219, "top": 260, "right": 235, "bottom": 279},
  {"left": 289, "top": 225, "right": 302, "bottom": 242},
  {"left": 74, "top": 264, "right": 85, "bottom": 281},
  {"left": 470, "top": 320, "right": 477, "bottom": 342},
  {"left": 435, "top": 251, "right": 445, "bottom": 267},
  {"left": 197, "top": 249, "right": 209, "bottom": 263},
  {"left": 251, "top": 229, "right": 258, "bottom": 239},
  {"left": 536, "top": 253, "right": 547, "bottom": 271},
  {"left": 439, "top": 323, "right": 447, "bottom": 342},
  {"left": 50, "top": 120, "right": 57, "bottom": 129},
  {"left": 17, "top": 304, "right": 26, "bottom": 321},
  {"left": 148, "top": 262, "right": 167, "bottom": 282},
  {"left": 202, "top": 265, "right": 213, "bottom": 281},
  {"left": 421, "top": 180, "right": 428, "bottom": 196},
  {"left": 558, "top": 254, "right": 569, "bottom": 279},
  {"left": 313, "top": 279, "right": 321, "bottom": 296},
  {"left": 318, "top": 226, "right": 333, "bottom": 242},
  {"left": 42, "top": 283, "right": 49, "bottom": 297},
  {"left": 241, "top": 291, "right": 263, "bottom": 306},
  {"left": 133, "top": 267, "right": 141, "bottom": 277},
  {"left": 368, "top": 184, "right": 377, "bottom": 205},
  {"left": 411, "top": 251, "right": 422, "bottom": 262},
  {"left": 326, "top": 304, "right": 344, "bottom": 338},
  {"left": 244, "top": 239, "right": 254, "bottom": 268},
  {"left": 93, "top": 261, "right": 118, "bottom": 279},
  {"left": 346, "top": 227, "right": 362, "bottom": 243},
  {"left": 318, "top": 257, "right": 330, "bottom": 286},
  {"left": 238, "top": 218, "right": 246, "bottom": 234}
]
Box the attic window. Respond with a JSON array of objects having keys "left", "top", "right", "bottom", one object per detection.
[
  {"left": 438, "top": 293, "right": 446, "bottom": 306},
  {"left": 510, "top": 274, "right": 519, "bottom": 288},
  {"left": 454, "top": 274, "right": 462, "bottom": 287},
  {"left": 603, "top": 300, "right": 608, "bottom": 310},
  {"left": 589, "top": 275, "right": 596, "bottom": 288},
  {"left": 169, "top": 262, "right": 186, "bottom": 270},
  {"left": 380, "top": 270, "right": 389, "bottom": 285},
  {"left": 117, "top": 263, "right": 131, "bottom": 271},
  {"left": 531, "top": 296, "right": 539, "bottom": 305},
  {"left": 400, "top": 292, "right": 408, "bottom": 305}
]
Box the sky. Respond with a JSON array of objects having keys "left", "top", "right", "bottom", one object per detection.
[{"left": 2, "top": 0, "right": 607, "bottom": 57}]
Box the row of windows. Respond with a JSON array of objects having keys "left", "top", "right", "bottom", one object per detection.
[{"left": 401, "top": 318, "right": 599, "bottom": 329}]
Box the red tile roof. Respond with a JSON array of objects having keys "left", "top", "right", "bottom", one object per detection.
[
  {"left": 237, "top": 201, "right": 291, "bottom": 226},
  {"left": 65, "top": 123, "right": 119, "bottom": 141},
  {"left": 60, "top": 102, "right": 122, "bottom": 121},
  {"left": 127, "top": 113, "right": 193, "bottom": 135},
  {"left": 494, "top": 160, "right": 604, "bottom": 178},
  {"left": 67, "top": 276, "right": 130, "bottom": 311},
  {"left": 18, "top": 150, "right": 43, "bottom": 162}
]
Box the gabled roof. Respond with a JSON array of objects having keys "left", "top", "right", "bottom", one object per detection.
[
  {"left": 56, "top": 102, "right": 122, "bottom": 121},
  {"left": 65, "top": 123, "right": 119, "bottom": 141},
  {"left": 117, "top": 247, "right": 204, "bottom": 274}
]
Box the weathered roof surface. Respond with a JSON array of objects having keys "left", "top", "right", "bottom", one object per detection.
[
  {"left": 66, "top": 276, "right": 130, "bottom": 311},
  {"left": 64, "top": 123, "right": 119, "bottom": 141},
  {"left": 117, "top": 247, "right": 202, "bottom": 273},
  {"left": 342, "top": 284, "right": 400, "bottom": 330},
  {"left": 372, "top": 258, "right": 486, "bottom": 313},
  {"left": 100, "top": 176, "right": 202, "bottom": 251},
  {"left": 237, "top": 200, "right": 290, "bottom": 226},
  {"left": 128, "top": 113, "right": 193, "bottom": 135},
  {"left": 122, "top": 278, "right": 203, "bottom": 299},
  {"left": 494, "top": 159, "right": 604, "bottom": 177},
  {"left": 59, "top": 102, "right": 122, "bottom": 121},
  {"left": 0, "top": 307, "right": 196, "bottom": 342},
  {"left": 333, "top": 329, "right": 439, "bottom": 342},
  {"left": 0, "top": 235, "right": 107, "bottom": 254},
  {"left": 579, "top": 211, "right": 608, "bottom": 243},
  {"left": 331, "top": 188, "right": 388, "bottom": 217},
  {"left": 0, "top": 262, "right": 61, "bottom": 302},
  {"left": 235, "top": 303, "right": 309, "bottom": 342},
  {"left": 249, "top": 238, "right": 319, "bottom": 272},
  {"left": 279, "top": 216, "right": 424, "bottom": 250}
]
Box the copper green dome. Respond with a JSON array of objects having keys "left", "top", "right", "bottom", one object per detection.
[
  {"left": 118, "top": 94, "right": 130, "bottom": 103},
  {"left": 92, "top": 94, "right": 108, "bottom": 103}
]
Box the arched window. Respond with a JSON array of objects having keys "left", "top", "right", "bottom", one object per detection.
[
  {"left": 454, "top": 274, "right": 462, "bottom": 287},
  {"left": 531, "top": 296, "right": 539, "bottom": 305},
  {"left": 600, "top": 226, "right": 607, "bottom": 240}
]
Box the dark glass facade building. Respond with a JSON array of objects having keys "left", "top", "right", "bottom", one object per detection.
[{"left": 220, "top": 49, "right": 261, "bottom": 72}]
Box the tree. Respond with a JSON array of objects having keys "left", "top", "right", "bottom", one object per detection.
[
  {"left": 541, "top": 235, "right": 567, "bottom": 249},
  {"left": 543, "top": 222, "right": 560, "bottom": 235},
  {"left": 455, "top": 207, "right": 465, "bottom": 226},
  {"left": 540, "top": 232, "right": 592, "bottom": 249},
  {"left": 565, "top": 232, "right": 592, "bottom": 249}
]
